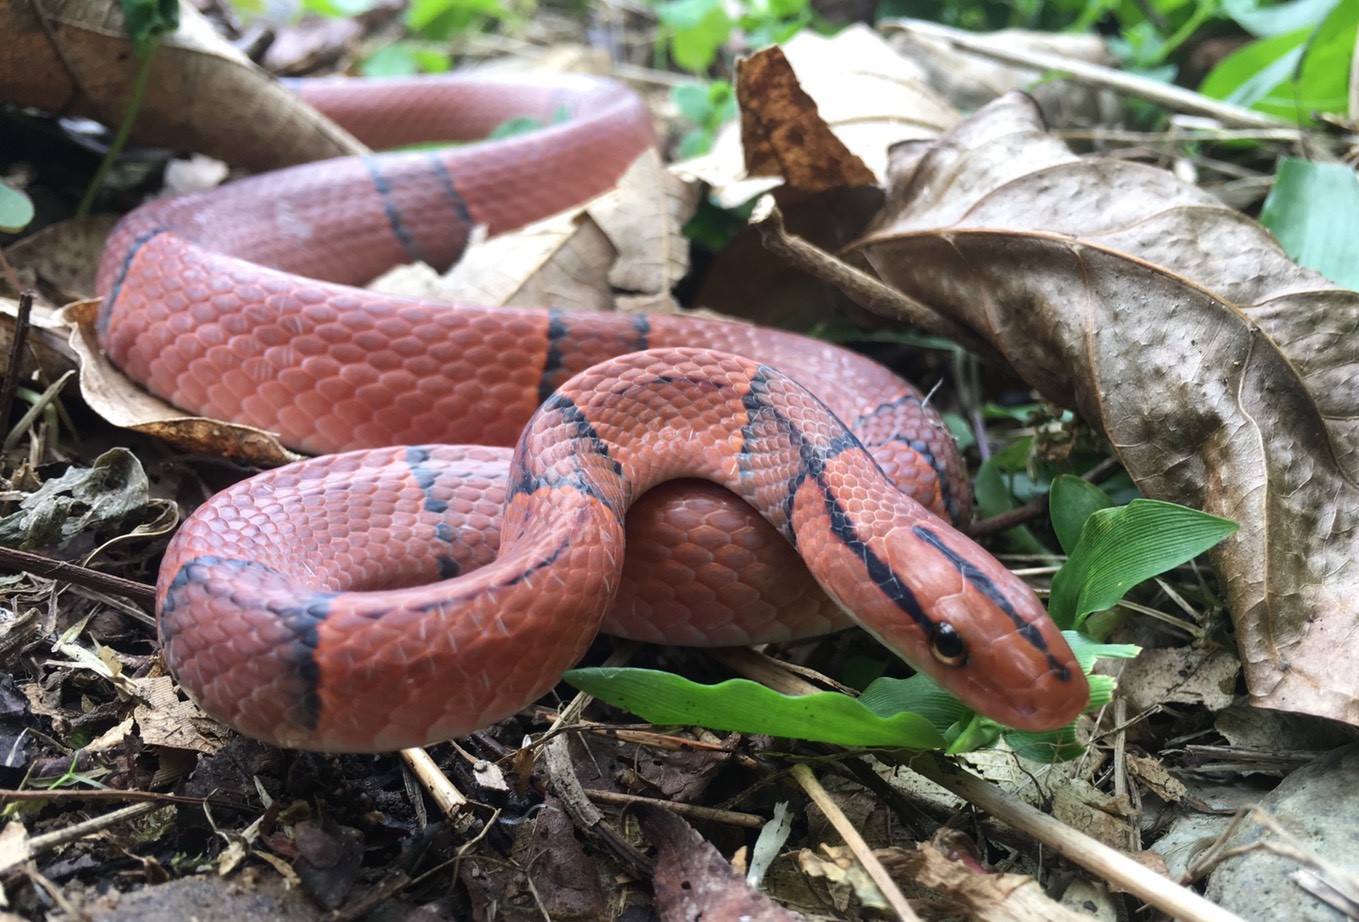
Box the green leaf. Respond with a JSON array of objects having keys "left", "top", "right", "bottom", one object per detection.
[
  {"left": 405, "top": 0, "right": 510, "bottom": 40},
  {"left": 360, "top": 44, "right": 419, "bottom": 77},
  {"left": 1199, "top": 28, "right": 1307, "bottom": 107},
  {"left": 858, "top": 673, "right": 971, "bottom": 733},
  {"left": 656, "top": 0, "right": 731, "bottom": 72},
  {"left": 301, "top": 0, "right": 380, "bottom": 16},
  {"left": 0, "top": 181, "right": 35, "bottom": 234},
  {"left": 1049, "top": 474, "right": 1114, "bottom": 556},
  {"left": 566, "top": 632, "right": 1131, "bottom": 763},
  {"left": 1259, "top": 158, "right": 1359, "bottom": 290},
  {"left": 1200, "top": 0, "right": 1357, "bottom": 121},
  {"left": 1063, "top": 631, "right": 1141, "bottom": 673},
  {"left": 1048, "top": 499, "right": 1238, "bottom": 629},
  {"left": 1223, "top": 0, "right": 1340, "bottom": 37},
  {"left": 120, "top": 0, "right": 178, "bottom": 58},
  {"left": 565, "top": 668, "right": 948, "bottom": 748},
  {"left": 973, "top": 456, "right": 1047, "bottom": 555}
]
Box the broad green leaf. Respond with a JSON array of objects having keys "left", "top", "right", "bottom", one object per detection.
[
  {"left": 1064, "top": 631, "right": 1141, "bottom": 672},
  {"left": 302, "top": 0, "right": 379, "bottom": 16},
  {"left": 1049, "top": 474, "right": 1114, "bottom": 555},
  {"left": 360, "top": 44, "right": 420, "bottom": 77},
  {"left": 1004, "top": 725, "right": 1084, "bottom": 762},
  {"left": 406, "top": 0, "right": 509, "bottom": 40},
  {"left": 1223, "top": 0, "right": 1340, "bottom": 36},
  {"left": 1048, "top": 499, "right": 1237, "bottom": 629},
  {"left": 656, "top": 0, "right": 731, "bottom": 72},
  {"left": 0, "top": 181, "right": 34, "bottom": 234},
  {"left": 565, "top": 668, "right": 948, "bottom": 748},
  {"left": 973, "top": 456, "right": 1046, "bottom": 555},
  {"left": 1259, "top": 158, "right": 1359, "bottom": 290},
  {"left": 120, "top": 0, "right": 177, "bottom": 58},
  {"left": 1200, "top": 0, "right": 1357, "bottom": 120},
  {"left": 1199, "top": 27, "right": 1307, "bottom": 108},
  {"left": 858, "top": 673, "right": 970, "bottom": 733}
]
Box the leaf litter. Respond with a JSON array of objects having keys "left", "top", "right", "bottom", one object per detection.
[{"left": 0, "top": 5, "right": 1356, "bottom": 922}]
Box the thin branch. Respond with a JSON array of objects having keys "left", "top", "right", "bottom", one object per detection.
[{"left": 0, "top": 545, "right": 156, "bottom": 607}]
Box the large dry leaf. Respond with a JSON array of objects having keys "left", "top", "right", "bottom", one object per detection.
[
  {"left": 375, "top": 151, "right": 696, "bottom": 310},
  {"left": 856, "top": 92, "right": 1359, "bottom": 726},
  {"left": 1, "top": 0, "right": 363, "bottom": 170}
]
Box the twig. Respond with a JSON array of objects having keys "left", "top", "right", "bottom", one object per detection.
[
  {"left": 752, "top": 200, "right": 1006, "bottom": 365},
  {"left": 0, "top": 786, "right": 253, "bottom": 812},
  {"left": 399, "top": 747, "right": 468, "bottom": 823},
  {"left": 905, "top": 751, "right": 1247, "bottom": 922},
  {"left": 27, "top": 802, "right": 164, "bottom": 854},
  {"left": 790, "top": 763, "right": 922, "bottom": 921},
  {"left": 0, "top": 290, "right": 33, "bottom": 435},
  {"left": 884, "top": 19, "right": 1296, "bottom": 131},
  {"left": 968, "top": 455, "right": 1124, "bottom": 538},
  {"left": 582, "top": 789, "right": 765, "bottom": 829},
  {"left": 0, "top": 545, "right": 156, "bottom": 607}
]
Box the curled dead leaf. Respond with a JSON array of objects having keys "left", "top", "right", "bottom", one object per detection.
[
  {"left": 63, "top": 300, "right": 297, "bottom": 466},
  {"left": 853, "top": 92, "right": 1359, "bottom": 727}
]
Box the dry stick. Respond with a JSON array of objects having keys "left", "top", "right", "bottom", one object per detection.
[
  {"left": 791, "top": 763, "right": 922, "bottom": 921},
  {"left": 0, "top": 787, "right": 252, "bottom": 812},
  {"left": 906, "top": 752, "right": 1247, "bottom": 922},
  {"left": 0, "top": 289, "right": 34, "bottom": 434},
  {"left": 884, "top": 18, "right": 1296, "bottom": 131},
  {"left": 968, "top": 455, "right": 1124, "bottom": 538},
  {"left": 752, "top": 201, "right": 1006, "bottom": 366},
  {"left": 715, "top": 651, "right": 922, "bottom": 919},
  {"left": 399, "top": 747, "right": 468, "bottom": 822},
  {"left": 719, "top": 654, "right": 1242, "bottom": 921},
  {"left": 582, "top": 789, "right": 766, "bottom": 829},
  {"left": 0, "top": 545, "right": 156, "bottom": 608},
  {"left": 27, "top": 801, "right": 164, "bottom": 854}
]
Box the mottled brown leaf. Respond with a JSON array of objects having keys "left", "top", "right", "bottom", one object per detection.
[
  {"left": 857, "top": 92, "right": 1359, "bottom": 726},
  {"left": 737, "top": 46, "right": 877, "bottom": 192},
  {"left": 639, "top": 805, "right": 805, "bottom": 922}
]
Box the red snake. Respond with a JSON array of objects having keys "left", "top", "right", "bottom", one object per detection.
[{"left": 93, "top": 73, "right": 1088, "bottom": 752}]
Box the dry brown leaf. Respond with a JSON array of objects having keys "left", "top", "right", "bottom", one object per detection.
[
  {"left": 375, "top": 151, "right": 695, "bottom": 313},
  {"left": 693, "top": 38, "right": 951, "bottom": 327},
  {"left": 674, "top": 25, "right": 956, "bottom": 202},
  {"left": 131, "top": 677, "right": 223, "bottom": 753},
  {"left": 639, "top": 805, "right": 805, "bottom": 922},
  {"left": 1, "top": 0, "right": 363, "bottom": 171},
  {"left": 1118, "top": 647, "right": 1240, "bottom": 715},
  {"left": 855, "top": 92, "right": 1359, "bottom": 728},
  {"left": 737, "top": 46, "right": 877, "bottom": 191},
  {"left": 62, "top": 300, "right": 297, "bottom": 466},
  {"left": 879, "top": 842, "right": 1094, "bottom": 922},
  {"left": 3, "top": 215, "right": 117, "bottom": 299},
  {"left": 1125, "top": 753, "right": 1189, "bottom": 804}
]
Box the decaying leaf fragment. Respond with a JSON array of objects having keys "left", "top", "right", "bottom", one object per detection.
[{"left": 854, "top": 92, "right": 1359, "bottom": 727}]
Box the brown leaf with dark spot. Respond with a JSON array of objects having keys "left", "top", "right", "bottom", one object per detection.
[
  {"left": 293, "top": 815, "right": 364, "bottom": 910},
  {"left": 639, "top": 805, "right": 805, "bottom": 922},
  {"left": 737, "top": 46, "right": 877, "bottom": 192},
  {"left": 856, "top": 92, "right": 1359, "bottom": 726}
]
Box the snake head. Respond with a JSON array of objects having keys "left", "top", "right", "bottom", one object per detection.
[{"left": 811, "top": 498, "right": 1089, "bottom": 731}]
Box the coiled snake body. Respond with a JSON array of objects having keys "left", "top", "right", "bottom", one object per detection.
[{"left": 95, "top": 74, "right": 1088, "bottom": 752}]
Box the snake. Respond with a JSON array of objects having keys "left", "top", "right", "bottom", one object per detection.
[{"left": 92, "top": 73, "right": 1089, "bottom": 752}]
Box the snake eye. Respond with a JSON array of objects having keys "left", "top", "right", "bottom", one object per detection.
[{"left": 930, "top": 623, "right": 967, "bottom": 667}]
